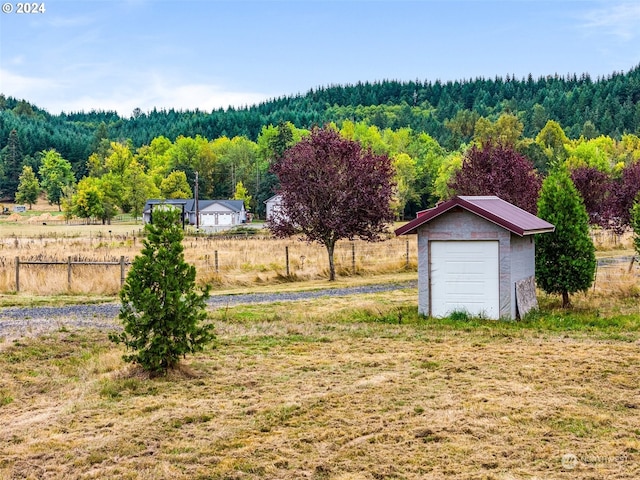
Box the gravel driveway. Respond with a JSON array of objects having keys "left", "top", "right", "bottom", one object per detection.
[{"left": 0, "top": 281, "right": 417, "bottom": 343}]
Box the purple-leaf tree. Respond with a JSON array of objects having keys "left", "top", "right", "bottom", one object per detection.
[
  {"left": 448, "top": 140, "right": 542, "bottom": 214},
  {"left": 268, "top": 127, "right": 395, "bottom": 281},
  {"left": 604, "top": 160, "right": 640, "bottom": 234},
  {"left": 569, "top": 166, "right": 611, "bottom": 227}
]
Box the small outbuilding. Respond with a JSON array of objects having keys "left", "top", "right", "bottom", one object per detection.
[{"left": 395, "top": 196, "right": 555, "bottom": 320}]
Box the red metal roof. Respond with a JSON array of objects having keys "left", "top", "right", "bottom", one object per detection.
[{"left": 395, "top": 195, "right": 555, "bottom": 237}]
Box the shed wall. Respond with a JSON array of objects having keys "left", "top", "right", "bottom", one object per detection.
[
  {"left": 417, "top": 209, "right": 518, "bottom": 319},
  {"left": 509, "top": 234, "right": 536, "bottom": 318}
]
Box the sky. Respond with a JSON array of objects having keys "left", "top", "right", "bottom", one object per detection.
[{"left": 1, "top": 0, "right": 640, "bottom": 117}]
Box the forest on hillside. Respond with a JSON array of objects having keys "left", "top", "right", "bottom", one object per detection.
[{"left": 1, "top": 65, "right": 640, "bottom": 221}]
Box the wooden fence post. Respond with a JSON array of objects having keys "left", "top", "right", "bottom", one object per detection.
[
  {"left": 352, "top": 242, "right": 356, "bottom": 273},
  {"left": 67, "top": 256, "right": 72, "bottom": 289},
  {"left": 406, "top": 240, "right": 410, "bottom": 269},
  {"left": 15, "top": 256, "right": 19, "bottom": 292},
  {"left": 120, "top": 256, "right": 126, "bottom": 286},
  {"left": 285, "top": 246, "right": 290, "bottom": 276},
  {"left": 215, "top": 250, "right": 219, "bottom": 273}
]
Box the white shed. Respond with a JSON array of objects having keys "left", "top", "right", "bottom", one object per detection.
[{"left": 396, "top": 196, "right": 555, "bottom": 320}]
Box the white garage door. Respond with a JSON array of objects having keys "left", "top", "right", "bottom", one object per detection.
[
  {"left": 201, "top": 214, "right": 216, "bottom": 226},
  {"left": 430, "top": 241, "right": 499, "bottom": 319}
]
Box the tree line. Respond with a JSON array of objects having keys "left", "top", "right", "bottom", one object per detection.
[
  {"left": 3, "top": 112, "right": 640, "bottom": 229},
  {"left": 1, "top": 64, "right": 639, "bottom": 173},
  {"left": 1, "top": 64, "right": 640, "bottom": 226}
]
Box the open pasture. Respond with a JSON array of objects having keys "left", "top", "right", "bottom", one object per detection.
[
  {"left": 1, "top": 291, "right": 640, "bottom": 479},
  {"left": 1, "top": 218, "right": 638, "bottom": 302},
  {"left": 0, "top": 219, "right": 417, "bottom": 295}
]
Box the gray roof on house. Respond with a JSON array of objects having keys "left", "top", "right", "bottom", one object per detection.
[
  {"left": 264, "top": 194, "right": 282, "bottom": 204},
  {"left": 144, "top": 199, "right": 245, "bottom": 213},
  {"left": 395, "top": 195, "right": 555, "bottom": 237}
]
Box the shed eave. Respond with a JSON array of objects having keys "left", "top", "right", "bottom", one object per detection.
[
  {"left": 395, "top": 195, "right": 555, "bottom": 237},
  {"left": 522, "top": 227, "right": 556, "bottom": 236}
]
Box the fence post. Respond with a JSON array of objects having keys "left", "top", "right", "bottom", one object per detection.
[
  {"left": 120, "top": 256, "right": 126, "bottom": 286},
  {"left": 15, "top": 256, "right": 19, "bottom": 292},
  {"left": 352, "top": 242, "right": 356, "bottom": 274},
  {"left": 67, "top": 256, "right": 72, "bottom": 289},
  {"left": 215, "top": 250, "right": 219, "bottom": 273},
  {"left": 285, "top": 246, "right": 290, "bottom": 276},
  {"left": 406, "top": 240, "right": 410, "bottom": 269}
]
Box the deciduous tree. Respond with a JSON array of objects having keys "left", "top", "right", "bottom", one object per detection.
[
  {"left": 38, "top": 149, "right": 76, "bottom": 211},
  {"left": 604, "top": 160, "right": 640, "bottom": 233},
  {"left": 14, "top": 165, "right": 40, "bottom": 209},
  {"left": 535, "top": 120, "right": 569, "bottom": 166},
  {"left": 160, "top": 170, "right": 192, "bottom": 199},
  {"left": 392, "top": 153, "right": 418, "bottom": 219},
  {"left": 269, "top": 127, "right": 395, "bottom": 281},
  {"left": 73, "top": 177, "right": 104, "bottom": 223},
  {"left": 632, "top": 194, "right": 640, "bottom": 259},
  {"left": 233, "top": 181, "right": 252, "bottom": 211},
  {"left": 569, "top": 166, "right": 611, "bottom": 226},
  {"left": 448, "top": 141, "right": 541, "bottom": 213},
  {"left": 124, "top": 160, "right": 159, "bottom": 221}
]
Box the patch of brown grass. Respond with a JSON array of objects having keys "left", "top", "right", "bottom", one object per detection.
[
  {"left": 0, "top": 224, "right": 417, "bottom": 294},
  {"left": 1, "top": 297, "right": 639, "bottom": 479}
]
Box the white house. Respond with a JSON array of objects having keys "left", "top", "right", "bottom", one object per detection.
[
  {"left": 396, "top": 196, "right": 555, "bottom": 320},
  {"left": 143, "top": 199, "right": 247, "bottom": 232},
  {"left": 264, "top": 194, "right": 283, "bottom": 222}
]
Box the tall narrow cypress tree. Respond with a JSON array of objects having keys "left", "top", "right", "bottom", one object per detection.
[
  {"left": 110, "top": 207, "right": 213, "bottom": 374},
  {"left": 535, "top": 169, "right": 596, "bottom": 307}
]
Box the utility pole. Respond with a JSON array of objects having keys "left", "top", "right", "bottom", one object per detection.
[{"left": 194, "top": 171, "right": 199, "bottom": 230}]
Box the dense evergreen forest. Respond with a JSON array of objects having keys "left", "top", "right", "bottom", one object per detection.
[{"left": 1, "top": 65, "right": 640, "bottom": 221}]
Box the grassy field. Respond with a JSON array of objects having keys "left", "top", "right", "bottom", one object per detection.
[
  {"left": 1, "top": 202, "right": 639, "bottom": 478},
  {"left": 0, "top": 207, "right": 418, "bottom": 295},
  {"left": 1, "top": 290, "right": 640, "bottom": 480},
  {"left": 0, "top": 204, "right": 636, "bottom": 298}
]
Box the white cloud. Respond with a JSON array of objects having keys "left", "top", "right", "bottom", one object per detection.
[
  {"left": 581, "top": 2, "right": 640, "bottom": 40},
  {"left": 0, "top": 68, "right": 57, "bottom": 98},
  {"left": 0, "top": 67, "right": 271, "bottom": 116}
]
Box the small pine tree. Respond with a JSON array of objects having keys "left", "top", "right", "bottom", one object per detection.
[
  {"left": 535, "top": 169, "right": 596, "bottom": 307},
  {"left": 110, "top": 207, "right": 214, "bottom": 374}
]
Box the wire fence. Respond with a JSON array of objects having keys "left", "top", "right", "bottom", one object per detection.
[
  {"left": 592, "top": 256, "right": 640, "bottom": 296},
  {"left": 1, "top": 236, "right": 418, "bottom": 294},
  {"left": 2, "top": 229, "right": 638, "bottom": 296}
]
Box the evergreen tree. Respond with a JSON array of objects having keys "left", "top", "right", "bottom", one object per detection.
[
  {"left": 0, "top": 129, "right": 24, "bottom": 199},
  {"left": 14, "top": 165, "right": 40, "bottom": 209},
  {"left": 110, "top": 207, "right": 214, "bottom": 374},
  {"left": 535, "top": 169, "right": 596, "bottom": 307}
]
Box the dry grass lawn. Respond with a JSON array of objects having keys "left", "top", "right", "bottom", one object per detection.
[{"left": 1, "top": 291, "right": 639, "bottom": 479}]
